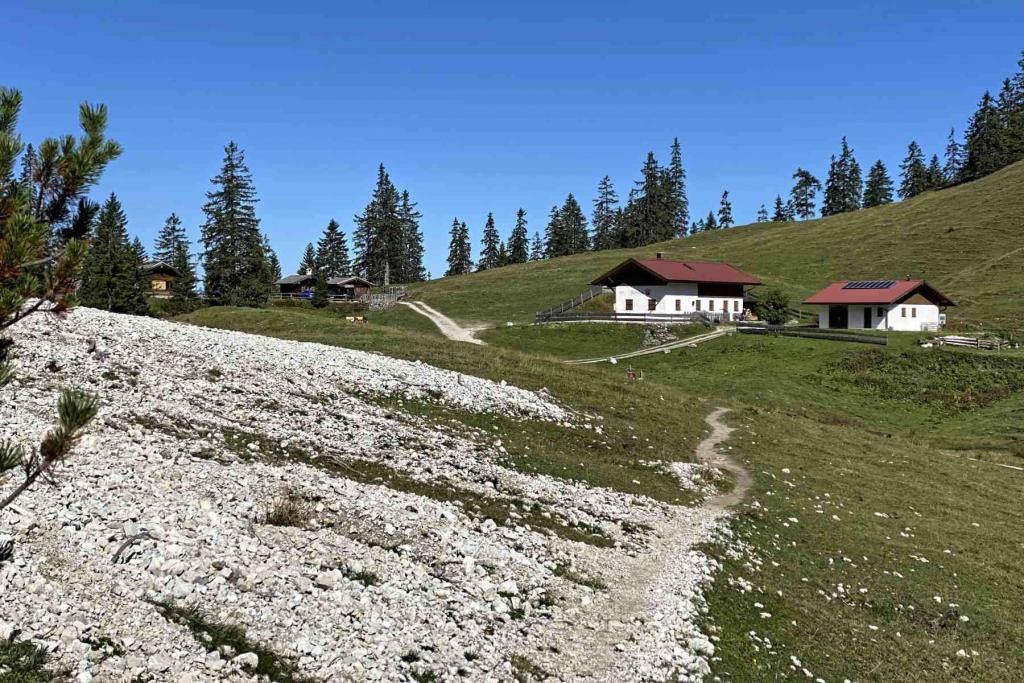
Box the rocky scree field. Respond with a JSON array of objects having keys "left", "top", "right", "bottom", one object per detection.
[{"left": 0, "top": 308, "right": 729, "bottom": 682}]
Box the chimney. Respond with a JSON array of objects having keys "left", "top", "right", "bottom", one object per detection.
[{"left": 656, "top": 252, "right": 664, "bottom": 259}]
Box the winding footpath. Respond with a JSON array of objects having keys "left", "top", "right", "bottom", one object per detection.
[{"left": 399, "top": 300, "right": 485, "bottom": 345}]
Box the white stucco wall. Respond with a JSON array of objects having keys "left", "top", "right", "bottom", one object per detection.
[
  {"left": 614, "top": 284, "right": 743, "bottom": 317},
  {"left": 817, "top": 304, "right": 941, "bottom": 331}
]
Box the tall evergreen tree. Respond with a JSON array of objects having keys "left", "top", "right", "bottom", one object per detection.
[
  {"left": 591, "top": 176, "right": 620, "bottom": 250},
  {"left": 666, "top": 138, "right": 689, "bottom": 237},
  {"left": 925, "top": 154, "right": 944, "bottom": 190},
  {"left": 771, "top": 195, "right": 789, "bottom": 222},
  {"left": 717, "top": 191, "right": 733, "bottom": 228},
  {"left": 1002, "top": 53, "right": 1024, "bottom": 165},
  {"left": 543, "top": 205, "right": 563, "bottom": 257},
  {"left": 506, "top": 208, "right": 529, "bottom": 264},
  {"left": 477, "top": 213, "right": 502, "bottom": 271},
  {"left": 496, "top": 243, "right": 508, "bottom": 268},
  {"left": 756, "top": 204, "right": 769, "bottom": 222},
  {"left": 789, "top": 168, "right": 821, "bottom": 219},
  {"left": 620, "top": 151, "right": 672, "bottom": 246},
  {"left": 353, "top": 164, "right": 403, "bottom": 285},
  {"left": 299, "top": 242, "right": 318, "bottom": 275},
  {"left": 79, "top": 193, "right": 147, "bottom": 314},
  {"left": 560, "top": 193, "right": 589, "bottom": 255},
  {"left": 863, "top": 160, "right": 894, "bottom": 208},
  {"left": 200, "top": 141, "right": 271, "bottom": 306},
  {"left": 822, "top": 137, "right": 862, "bottom": 216},
  {"left": 397, "top": 190, "right": 426, "bottom": 282},
  {"left": 898, "top": 141, "right": 930, "bottom": 198},
  {"left": 316, "top": 219, "right": 351, "bottom": 278},
  {"left": 962, "top": 92, "right": 1006, "bottom": 182},
  {"left": 444, "top": 218, "right": 472, "bottom": 276},
  {"left": 704, "top": 210, "right": 718, "bottom": 231},
  {"left": 943, "top": 128, "right": 965, "bottom": 184},
  {"left": 153, "top": 213, "right": 187, "bottom": 264},
  {"left": 263, "top": 234, "right": 282, "bottom": 282},
  {"left": 529, "top": 231, "right": 544, "bottom": 261}
]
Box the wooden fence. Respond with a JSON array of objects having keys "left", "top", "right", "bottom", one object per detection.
[
  {"left": 738, "top": 325, "right": 888, "bottom": 345},
  {"left": 935, "top": 335, "right": 1012, "bottom": 350},
  {"left": 536, "top": 310, "right": 727, "bottom": 325}
]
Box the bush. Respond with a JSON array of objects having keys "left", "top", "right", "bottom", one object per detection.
[
  {"left": 261, "top": 486, "right": 310, "bottom": 527},
  {"left": 755, "top": 286, "right": 790, "bottom": 324}
]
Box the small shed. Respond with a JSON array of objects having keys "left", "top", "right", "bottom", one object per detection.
[
  {"left": 275, "top": 274, "right": 375, "bottom": 300},
  {"left": 140, "top": 261, "right": 180, "bottom": 299},
  {"left": 803, "top": 279, "right": 955, "bottom": 331}
]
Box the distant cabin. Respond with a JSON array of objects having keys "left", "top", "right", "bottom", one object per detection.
[
  {"left": 803, "top": 279, "right": 955, "bottom": 331},
  {"left": 140, "top": 261, "right": 180, "bottom": 299},
  {"left": 275, "top": 273, "right": 375, "bottom": 301},
  {"left": 591, "top": 254, "right": 762, "bottom": 321}
]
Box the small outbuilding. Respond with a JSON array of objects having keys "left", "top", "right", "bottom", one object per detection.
[
  {"left": 591, "top": 254, "right": 762, "bottom": 320},
  {"left": 803, "top": 279, "right": 955, "bottom": 331},
  {"left": 140, "top": 261, "right": 180, "bottom": 299},
  {"left": 275, "top": 273, "right": 374, "bottom": 301}
]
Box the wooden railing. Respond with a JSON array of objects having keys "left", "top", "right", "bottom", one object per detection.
[
  {"left": 536, "top": 310, "right": 728, "bottom": 325},
  {"left": 535, "top": 286, "right": 606, "bottom": 321}
]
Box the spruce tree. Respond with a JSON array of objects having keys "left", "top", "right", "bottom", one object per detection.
[
  {"left": 717, "top": 191, "right": 733, "bottom": 228},
  {"left": 444, "top": 218, "right": 472, "bottom": 276},
  {"left": 591, "top": 176, "right": 620, "bottom": 250},
  {"left": 822, "top": 137, "right": 861, "bottom": 216},
  {"left": 863, "top": 160, "right": 894, "bottom": 208},
  {"left": 506, "top": 208, "right": 529, "bottom": 264},
  {"left": 529, "top": 231, "right": 544, "bottom": 261},
  {"left": 704, "top": 210, "right": 718, "bottom": 231},
  {"left": 79, "top": 193, "right": 147, "bottom": 314},
  {"left": 962, "top": 92, "right": 1005, "bottom": 181},
  {"left": 311, "top": 270, "right": 329, "bottom": 308},
  {"left": 264, "top": 234, "right": 282, "bottom": 282},
  {"left": 666, "top": 138, "right": 689, "bottom": 236},
  {"left": 353, "top": 164, "right": 402, "bottom": 284},
  {"left": 153, "top": 213, "right": 187, "bottom": 264},
  {"left": 559, "top": 193, "right": 589, "bottom": 255},
  {"left": 200, "top": 142, "right": 270, "bottom": 306},
  {"left": 756, "top": 204, "right": 769, "bottom": 222},
  {"left": 397, "top": 190, "right": 426, "bottom": 282},
  {"left": 544, "top": 205, "right": 563, "bottom": 257},
  {"left": 898, "top": 141, "right": 929, "bottom": 198},
  {"left": 925, "top": 154, "right": 944, "bottom": 190},
  {"left": 1002, "top": 53, "right": 1024, "bottom": 165},
  {"left": 771, "top": 195, "right": 788, "bottom": 222},
  {"left": 943, "top": 128, "right": 965, "bottom": 184},
  {"left": 477, "top": 212, "right": 501, "bottom": 271},
  {"left": 316, "top": 219, "right": 351, "bottom": 278},
  {"left": 496, "top": 243, "right": 508, "bottom": 268},
  {"left": 790, "top": 168, "right": 821, "bottom": 219},
  {"left": 299, "top": 242, "right": 318, "bottom": 275},
  {"left": 620, "top": 151, "right": 671, "bottom": 246}
]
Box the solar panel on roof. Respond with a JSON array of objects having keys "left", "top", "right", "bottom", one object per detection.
[{"left": 842, "top": 280, "right": 896, "bottom": 290}]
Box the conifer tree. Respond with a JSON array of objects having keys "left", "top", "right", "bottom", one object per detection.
[
  {"left": 353, "top": 164, "right": 403, "bottom": 284},
  {"left": 444, "top": 218, "right": 472, "bottom": 276},
  {"left": 898, "top": 141, "right": 930, "bottom": 198},
  {"left": 153, "top": 213, "right": 187, "bottom": 264},
  {"left": 529, "top": 231, "right": 544, "bottom": 261},
  {"left": 1002, "top": 53, "right": 1024, "bottom": 165},
  {"left": 666, "top": 138, "right": 689, "bottom": 236},
  {"left": 591, "top": 176, "right": 620, "bottom": 250},
  {"left": 168, "top": 237, "right": 199, "bottom": 314},
  {"left": 79, "top": 194, "right": 147, "bottom": 314},
  {"left": 771, "top": 195, "right": 789, "bottom": 222},
  {"left": 925, "top": 154, "right": 944, "bottom": 190},
  {"left": 620, "top": 151, "right": 671, "bottom": 246},
  {"left": 704, "top": 210, "right": 718, "bottom": 231},
  {"left": 506, "top": 209, "right": 529, "bottom": 264},
  {"left": 200, "top": 142, "right": 271, "bottom": 306},
  {"left": 962, "top": 92, "right": 1005, "bottom": 181},
  {"left": 822, "top": 137, "right": 861, "bottom": 216},
  {"left": 316, "top": 219, "right": 351, "bottom": 278},
  {"left": 264, "top": 234, "right": 282, "bottom": 282},
  {"left": 863, "top": 160, "right": 894, "bottom": 208},
  {"left": 789, "top": 168, "right": 821, "bottom": 219},
  {"left": 756, "top": 204, "right": 769, "bottom": 222},
  {"left": 543, "top": 205, "right": 563, "bottom": 258},
  {"left": 717, "top": 191, "right": 733, "bottom": 228},
  {"left": 299, "top": 242, "right": 318, "bottom": 275},
  {"left": 496, "top": 243, "right": 508, "bottom": 268},
  {"left": 397, "top": 190, "right": 426, "bottom": 282},
  {"left": 559, "top": 193, "right": 589, "bottom": 255},
  {"left": 477, "top": 212, "right": 502, "bottom": 271},
  {"left": 943, "top": 128, "right": 965, "bottom": 184}
]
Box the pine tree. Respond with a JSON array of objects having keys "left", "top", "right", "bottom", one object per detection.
[
  {"left": 962, "top": 92, "right": 1006, "bottom": 181},
  {"left": 200, "top": 142, "right": 271, "bottom": 306},
  {"left": 496, "top": 243, "right": 508, "bottom": 268},
  {"left": 1002, "top": 53, "right": 1024, "bottom": 165},
  {"left": 846, "top": 157, "right": 863, "bottom": 210},
  {"left": 756, "top": 204, "right": 769, "bottom": 222},
  {"left": 311, "top": 270, "right": 329, "bottom": 308},
  {"left": 316, "top": 219, "right": 351, "bottom": 278},
  {"left": 506, "top": 208, "right": 529, "bottom": 264},
  {"left": 544, "top": 205, "right": 563, "bottom": 257},
  {"left": 129, "top": 236, "right": 149, "bottom": 305},
  {"left": 898, "top": 141, "right": 929, "bottom": 198},
  {"left": 153, "top": 213, "right": 186, "bottom": 264},
  {"left": 620, "top": 151, "right": 671, "bottom": 247},
  {"left": 771, "top": 195, "right": 789, "bottom": 222},
  {"left": 353, "top": 164, "right": 402, "bottom": 284},
  {"left": 444, "top": 218, "right": 472, "bottom": 276},
  {"left": 790, "top": 168, "right": 821, "bottom": 219},
  {"left": 263, "top": 234, "right": 282, "bottom": 282},
  {"left": 560, "top": 193, "right": 589, "bottom": 255},
  {"left": 299, "top": 242, "right": 318, "bottom": 275},
  {"left": 529, "top": 231, "right": 544, "bottom": 261},
  {"left": 822, "top": 137, "right": 861, "bottom": 216},
  {"left": 79, "top": 193, "right": 147, "bottom": 314},
  {"left": 704, "top": 210, "right": 718, "bottom": 231},
  {"left": 863, "top": 160, "right": 894, "bottom": 208},
  {"left": 168, "top": 237, "right": 199, "bottom": 314},
  {"left": 591, "top": 176, "right": 620, "bottom": 250},
  {"left": 717, "top": 191, "right": 733, "bottom": 228},
  {"left": 397, "top": 190, "right": 426, "bottom": 282},
  {"left": 477, "top": 213, "right": 502, "bottom": 271},
  {"left": 925, "top": 154, "right": 944, "bottom": 190},
  {"left": 666, "top": 138, "right": 689, "bottom": 236},
  {"left": 943, "top": 128, "right": 965, "bottom": 184}
]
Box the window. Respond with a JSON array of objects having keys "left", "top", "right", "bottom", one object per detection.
[
  {"left": 625, "top": 299, "right": 633, "bottom": 311},
  {"left": 708, "top": 300, "right": 715, "bottom": 311},
  {"left": 151, "top": 279, "right": 167, "bottom": 291},
  {"left": 877, "top": 307, "right": 884, "bottom": 317},
  {"left": 675, "top": 299, "right": 681, "bottom": 312},
  {"left": 695, "top": 299, "right": 701, "bottom": 311},
  {"left": 901, "top": 307, "right": 907, "bottom": 318},
  {"left": 733, "top": 300, "right": 740, "bottom": 312},
  {"left": 911, "top": 307, "right": 917, "bottom": 318},
  {"left": 648, "top": 298, "right": 657, "bottom": 311}
]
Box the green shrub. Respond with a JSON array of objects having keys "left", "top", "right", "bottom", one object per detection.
[{"left": 755, "top": 286, "right": 790, "bottom": 324}]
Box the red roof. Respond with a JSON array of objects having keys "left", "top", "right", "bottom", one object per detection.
[
  {"left": 592, "top": 258, "right": 761, "bottom": 286},
  {"left": 803, "top": 279, "right": 955, "bottom": 306}
]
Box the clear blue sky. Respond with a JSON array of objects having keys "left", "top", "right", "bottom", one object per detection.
[{"left": 5, "top": 1, "right": 1022, "bottom": 278}]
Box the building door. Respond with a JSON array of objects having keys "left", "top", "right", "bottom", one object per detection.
[
  {"left": 863, "top": 307, "right": 872, "bottom": 329},
  {"left": 828, "top": 305, "right": 848, "bottom": 329}
]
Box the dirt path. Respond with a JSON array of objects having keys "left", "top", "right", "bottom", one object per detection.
[
  {"left": 399, "top": 300, "right": 485, "bottom": 345},
  {"left": 565, "top": 328, "right": 732, "bottom": 365},
  {"left": 521, "top": 407, "right": 748, "bottom": 681}
]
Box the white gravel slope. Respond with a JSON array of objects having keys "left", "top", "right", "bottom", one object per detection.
[{"left": 0, "top": 308, "right": 723, "bottom": 682}]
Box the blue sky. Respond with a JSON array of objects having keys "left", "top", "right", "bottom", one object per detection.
[{"left": 5, "top": 1, "right": 1022, "bottom": 278}]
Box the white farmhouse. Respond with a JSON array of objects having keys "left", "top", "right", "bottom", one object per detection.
[
  {"left": 591, "top": 254, "right": 762, "bottom": 320},
  {"left": 803, "top": 279, "right": 955, "bottom": 331}
]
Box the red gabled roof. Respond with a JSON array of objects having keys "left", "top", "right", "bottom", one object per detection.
[
  {"left": 592, "top": 258, "right": 761, "bottom": 286},
  {"left": 803, "top": 279, "right": 955, "bottom": 306}
]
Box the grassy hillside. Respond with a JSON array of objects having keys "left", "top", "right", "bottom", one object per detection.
[{"left": 408, "top": 160, "right": 1024, "bottom": 331}]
